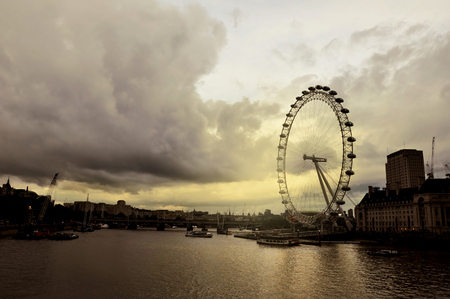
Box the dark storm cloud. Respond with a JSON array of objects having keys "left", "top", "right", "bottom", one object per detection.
[
  {"left": 0, "top": 1, "right": 280, "bottom": 193},
  {"left": 331, "top": 23, "right": 450, "bottom": 187}
]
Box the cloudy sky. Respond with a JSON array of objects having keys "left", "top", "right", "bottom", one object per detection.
[{"left": 1, "top": 0, "right": 449, "bottom": 214}]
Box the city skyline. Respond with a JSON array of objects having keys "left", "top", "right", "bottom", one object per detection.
[{"left": 1, "top": 1, "right": 450, "bottom": 214}]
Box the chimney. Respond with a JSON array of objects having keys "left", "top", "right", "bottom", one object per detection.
[{"left": 368, "top": 186, "right": 373, "bottom": 198}]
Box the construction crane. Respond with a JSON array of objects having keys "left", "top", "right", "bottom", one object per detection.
[
  {"left": 426, "top": 137, "right": 435, "bottom": 179},
  {"left": 38, "top": 173, "right": 59, "bottom": 222}
]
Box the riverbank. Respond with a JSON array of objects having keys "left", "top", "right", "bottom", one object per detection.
[{"left": 0, "top": 224, "right": 73, "bottom": 238}]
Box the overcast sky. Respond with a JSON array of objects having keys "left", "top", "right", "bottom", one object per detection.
[{"left": 1, "top": 0, "right": 449, "bottom": 214}]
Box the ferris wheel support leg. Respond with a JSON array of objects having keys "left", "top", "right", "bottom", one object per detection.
[
  {"left": 314, "top": 161, "right": 330, "bottom": 206},
  {"left": 316, "top": 165, "right": 336, "bottom": 204}
]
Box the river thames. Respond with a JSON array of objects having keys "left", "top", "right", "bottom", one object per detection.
[{"left": 1, "top": 228, "right": 450, "bottom": 299}]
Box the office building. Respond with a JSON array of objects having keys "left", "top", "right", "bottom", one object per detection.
[{"left": 385, "top": 149, "right": 425, "bottom": 190}]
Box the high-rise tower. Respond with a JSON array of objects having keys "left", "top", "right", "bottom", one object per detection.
[{"left": 385, "top": 149, "right": 425, "bottom": 190}]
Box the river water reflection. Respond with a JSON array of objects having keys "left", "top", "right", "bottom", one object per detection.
[{"left": 1, "top": 228, "right": 450, "bottom": 298}]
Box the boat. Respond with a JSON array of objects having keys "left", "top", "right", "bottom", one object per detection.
[
  {"left": 216, "top": 213, "right": 231, "bottom": 235},
  {"left": 234, "top": 231, "right": 260, "bottom": 240},
  {"left": 73, "top": 226, "right": 94, "bottom": 232},
  {"left": 48, "top": 232, "right": 79, "bottom": 240},
  {"left": 172, "top": 226, "right": 178, "bottom": 229},
  {"left": 367, "top": 250, "right": 401, "bottom": 256},
  {"left": 13, "top": 229, "right": 50, "bottom": 240},
  {"left": 185, "top": 231, "right": 213, "bottom": 238},
  {"left": 257, "top": 235, "right": 301, "bottom": 246},
  {"left": 321, "top": 240, "right": 360, "bottom": 244},
  {"left": 91, "top": 223, "right": 102, "bottom": 230},
  {"left": 217, "top": 228, "right": 232, "bottom": 235}
]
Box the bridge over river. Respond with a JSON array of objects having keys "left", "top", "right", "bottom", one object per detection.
[{"left": 99, "top": 218, "right": 264, "bottom": 230}]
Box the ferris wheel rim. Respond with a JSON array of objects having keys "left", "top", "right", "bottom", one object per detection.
[{"left": 276, "top": 86, "right": 355, "bottom": 225}]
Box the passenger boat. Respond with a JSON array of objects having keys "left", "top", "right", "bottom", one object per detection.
[
  {"left": 257, "top": 235, "right": 300, "bottom": 246},
  {"left": 367, "top": 250, "right": 401, "bottom": 256},
  {"left": 73, "top": 226, "right": 94, "bottom": 232},
  {"left": 48, "top": 232, "right": 79, "bottom": 240},
  {"left": 185, "top": 231, "right": 213, "bottom": 238}
]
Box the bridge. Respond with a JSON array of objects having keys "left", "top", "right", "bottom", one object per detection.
[{"left": 97, "top": 218, "right": 264, "bottom": 230}]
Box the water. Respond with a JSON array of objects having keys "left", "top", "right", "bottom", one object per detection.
[{"left": 1, "top": 228, "right": 450, "bottom": 299}]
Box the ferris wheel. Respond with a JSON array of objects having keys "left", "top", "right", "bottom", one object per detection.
[{"left": 276, "top": 85, "right": 355, "bottom": 225}]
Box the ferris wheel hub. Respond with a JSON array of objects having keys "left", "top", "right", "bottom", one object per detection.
[{"left": 303, "top": 154, "right": 327, "bottom": 162}]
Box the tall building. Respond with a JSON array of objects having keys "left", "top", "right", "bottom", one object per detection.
[{"left": 385, "top": 149, "right": 425, "bottom": 190}]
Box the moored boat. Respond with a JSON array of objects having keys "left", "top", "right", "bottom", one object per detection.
[
  {"left": 216, "top": 213, "right": 231, "bottom": 235},
  {"left": 234, "top": 232, "right": 259, "bottom": 240},
  {"left": 185, "top": 231, "right": 213, "bottom": 238},
  {"left": 13, "top": 229, "right": 50, "bottom": 240},
  {"left": 49, "top": 232, "right": 79, "bottom": 240},
  {"left": 257, "top": 235, "right": 300, "bottom": 246},
  {"left": 217, "top": 228, "right": 232, "bottom": 235},
  {"left": 73, "top": 226, "right": 94, "bottom": 232}
]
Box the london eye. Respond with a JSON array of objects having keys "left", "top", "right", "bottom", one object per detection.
[{"left": 276, "top": 85, "right": 355, "bottom": 225}]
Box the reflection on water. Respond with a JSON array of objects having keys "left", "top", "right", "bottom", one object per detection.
[{"left": 1, "top": 229, "right": 450, "bottom": 299}]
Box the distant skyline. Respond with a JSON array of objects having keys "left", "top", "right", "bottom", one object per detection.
[{"left": 1, "top": 0, "right": 449, "bottom": 214}]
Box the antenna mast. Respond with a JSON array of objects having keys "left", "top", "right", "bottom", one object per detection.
[{"left": 427, "top": 137, "right": 435, "bottom": 179}]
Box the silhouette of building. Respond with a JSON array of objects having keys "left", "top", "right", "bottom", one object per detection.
[
  {"left": 356, "top": 149, "right": 450, "bottom": 234},
  {"left": 386, "top": 149, "right": 425, "bottom": 190},
  {"left": 356, "top": 180, "right": 450, "bottom": 234},
  {"left": 1, "top": 178, "right": 38, "bottom": 198},
  {"left": 70, "top": 200, "right": 135, "bottom": 217},
  {"left": 1, "top": 178, "right": 14, "bottom": 196}
]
